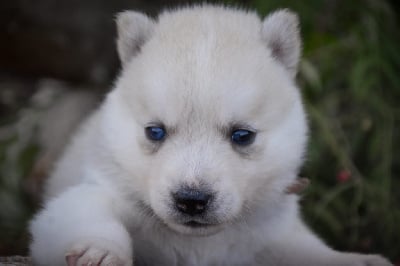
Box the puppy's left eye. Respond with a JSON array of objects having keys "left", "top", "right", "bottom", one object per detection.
[
  {"left": 231, "top": 129, "right": 256, "bottom": 146},
  {"left": 145, "top": 126, "right": 166, "bottom": 141}
]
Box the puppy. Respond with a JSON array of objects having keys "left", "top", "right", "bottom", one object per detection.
[{"left": 30, "top": 5, "right": 392, "bottom": 266}]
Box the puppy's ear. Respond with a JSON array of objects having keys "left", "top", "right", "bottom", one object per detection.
[
  {"left": 116, "top": 11, "right": 155, "bottom": 66},
  {"left": 261, "top": 9, "right": 301, "bottom": 78}
]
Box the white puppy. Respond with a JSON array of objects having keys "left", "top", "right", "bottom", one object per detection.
[{"left": 30, "top": 5, "right": 392, "bottom": 266}]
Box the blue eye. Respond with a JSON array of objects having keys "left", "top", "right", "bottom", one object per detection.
[
  {"left": 145, "top": 126, "right": 166, "bottom": 141},
  {"left": 231, "top": 129, "right": 256, "bottom": 146}
]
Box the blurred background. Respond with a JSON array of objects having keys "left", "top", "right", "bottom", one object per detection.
[{"left": 0, "top": 0, "right": 399, "bottom": 263}]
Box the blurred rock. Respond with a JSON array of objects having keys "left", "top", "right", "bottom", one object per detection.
[
  {"left": 25, "top": 79, "right": 102, "bottom": 201},
  {"left": 0, "top": 256, "right": 31, "bottom": 266}
]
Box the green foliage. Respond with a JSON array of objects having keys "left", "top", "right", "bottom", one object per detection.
[{"left": 0, "top": 134, "right": 37, "bottom": 255}]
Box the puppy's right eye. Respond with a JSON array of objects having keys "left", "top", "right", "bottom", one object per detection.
[
  {"left": 145, "top": 126, "right": 166, "bottom": 141},
  {"left": 231, "top": 129, "right": 256, "bottom": 146}
]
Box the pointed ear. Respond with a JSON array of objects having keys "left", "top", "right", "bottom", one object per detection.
[
  {"left": 116, "top": 11, "right": 155, "bottom": 66},
  {"left": 261, "top": 9, "right": 301, "bottom": 78}
]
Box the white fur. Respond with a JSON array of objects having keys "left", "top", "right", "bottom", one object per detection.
[{"left": 30, "top": 5, "right": 392, "bottom": 266}]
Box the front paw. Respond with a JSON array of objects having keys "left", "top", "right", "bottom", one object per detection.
[
  {"left": 339, "top": 254, "right": 392, "bottom": 266},
  {"left": 65, "top": 239, "right": 133, "bottom": 266}
]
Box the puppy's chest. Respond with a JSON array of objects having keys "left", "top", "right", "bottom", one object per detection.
[{"left": 133, "top": 233, "right": 256, "bottom": 266}]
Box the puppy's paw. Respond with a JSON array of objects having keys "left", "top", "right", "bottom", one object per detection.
[
  {"left": 338, "top": 254, "right": 392, "bottom": 266},
  {"left": 65, "top": 239, "right": 132, "bottom": 266}
]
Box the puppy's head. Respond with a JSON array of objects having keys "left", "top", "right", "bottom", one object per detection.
[{"left": 101, "top": 6, "right": 307, "bottom": 235}]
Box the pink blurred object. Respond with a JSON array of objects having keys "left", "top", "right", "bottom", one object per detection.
[{"left": 336, "top": 169, "right": 351, "bottom": 183}]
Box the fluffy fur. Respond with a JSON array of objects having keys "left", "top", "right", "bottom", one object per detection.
[{"left": 30, "top": 5, "right": 392, "bottom": 266}]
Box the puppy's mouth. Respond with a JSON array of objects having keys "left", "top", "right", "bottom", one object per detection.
[
  {"left": 168, "top": 212, "right": 223, "bottom": 235},
  {"left": 184, "top": 220, "right": 212, "bottom": 228},
  {"left": 169, "top": 220, "right": 223, "bottom": 236}
]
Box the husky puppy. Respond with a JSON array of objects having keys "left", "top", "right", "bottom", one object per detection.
[{"left": 30, "top": 5, "right": 392, "bottom": 266}]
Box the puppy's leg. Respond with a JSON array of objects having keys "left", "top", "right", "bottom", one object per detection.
[
  {"left": 30, "top": 184, "right": 133, "bottom": 266},
  {"left": 256, "top": 218, "right": 392, "bottom": 266}
]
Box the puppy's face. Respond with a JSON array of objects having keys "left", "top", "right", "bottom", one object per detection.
[{"left": 101, "top": 7, "right": 307, "bottom": 235}]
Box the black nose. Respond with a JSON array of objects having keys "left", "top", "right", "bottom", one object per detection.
[{"left": 173, "top": 188, "right": 212, "bottom": 216}]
